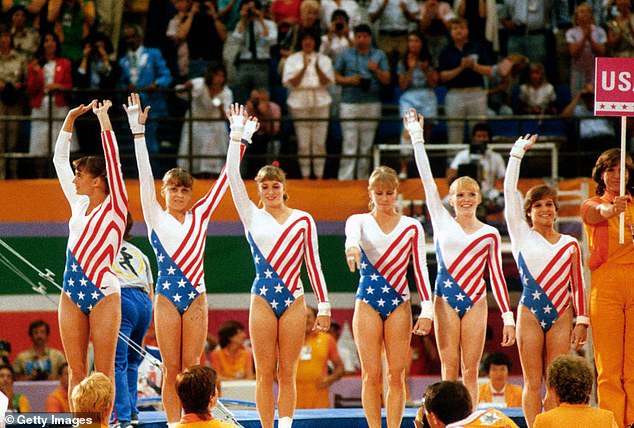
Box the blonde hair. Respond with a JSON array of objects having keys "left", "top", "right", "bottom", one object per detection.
[
  {"left": 448, "top": 176, "right": 481, "bottom": 196},
  {"left": 162, "top": 168, "right": 193, "bottom": 189},
  {"left": 368, "top": 166, "right": 399, "bottom": 210},
  {"left": 255, "top": 164, "right": 289, "bottom": 202},
  {"left": 300, "top": 0, "right": 320, "bottom": 15},
  {"left": 71, "top": 372, "right": 114, "bottom": 423}
]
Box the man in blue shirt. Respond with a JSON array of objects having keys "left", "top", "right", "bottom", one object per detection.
[{"left": 334, "top": 24, "right": 390, "bottom": 180}]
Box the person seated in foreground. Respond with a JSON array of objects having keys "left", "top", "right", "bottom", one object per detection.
[
  {"left": 175, "top": 365, "right": 236, "bottom": 428},
  {"left": 478, "top": 352, "right": 522, "bottom": 408},
  {"left": 533, "top": 354, "right": 617, "bottom": 428},
  {"left": 71, "top": 372, "right": 114, "bottom": 427}
]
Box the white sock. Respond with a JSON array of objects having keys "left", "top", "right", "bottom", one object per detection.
[
  {"left": 278, "top": 416, "right": 293, "bottom": 428},
  {"left": 167, "top": 423, "right": 178, "bottom": 428}
]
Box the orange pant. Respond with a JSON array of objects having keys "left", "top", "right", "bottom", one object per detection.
[{"left": 590, "top": 262, "right": 634, "bottom": 428}]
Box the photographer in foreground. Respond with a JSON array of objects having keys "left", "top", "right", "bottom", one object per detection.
[{"left": 334, "top": 23, "right": 389, "bottom": 180}]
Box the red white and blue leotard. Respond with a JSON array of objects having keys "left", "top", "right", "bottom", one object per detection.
[
  {"left": 54, "top": 130, "right": 128, "bottom": 314},
  {"left": 226, "top": 140, "right": 330, "bottom": 318},
  {"left": 345, "top": 213, "right": 433, "bottom": 320},
  {"left": 504, "top": 154, "right": 588, "bottom": 331},
  {"left": 135, "top": 136, "right": 244, "bottom": 314},
  {"left": 413, "top": 142, "right": 513, "bottom": 322}
]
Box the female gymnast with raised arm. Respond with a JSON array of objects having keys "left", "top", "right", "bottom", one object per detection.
[
  {"left": 53, "top": 99, "right": 127, "bottom": 413},
  {"left": 404, "top": 109, "right": 516, "bottom": 406},
  {"left": 504, "top": 134, "right": 588, "bottom": 427},
  {"left": 126, "top": 93, "right": 248, "bottom": 425},
  {"left": 225, "top": 103, "right": 331, "bottom": 428}
]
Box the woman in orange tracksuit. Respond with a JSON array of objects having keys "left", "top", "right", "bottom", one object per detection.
[{"left": 581, "top": 148, "right": 634, "bottom": 428}]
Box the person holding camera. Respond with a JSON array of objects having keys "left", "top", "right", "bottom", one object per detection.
[
  {"left": 13, "top": 320, "right": 66, "bottom": 381},
  {"left": 176, "top": 63, "right": 233, "bottom": 177},
  {"left": 282, "top": 27, "right": 334, "bottom": 179},
  {"left": 230, "top": 0, "right": 276, "bottom": 103},
  {"left": 320, "top": 9, "right": 353, "bottom": 60},
  {"left": 320, "top": 0, "right": 359, "bottom": 33},
  {"left": 334, "top": 23, "right": 390, "bottom": 180},
  {"left": 446, "top": 123, "right": 505, "bottom": 215}
]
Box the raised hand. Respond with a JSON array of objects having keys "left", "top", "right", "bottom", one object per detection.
[
  {"left": 92, "top": 99, "right": 112, "bottom": 116},
  {"left": 403, "top": 108, "right": 424, "bottom": 144},
  {"left": 227, "top": 103, "right": 248, "bottom": 141},
  {"left": 68, "top": 100, "right": 97, "bottom": 119},
  {"left": 123, "top": 92, "right": 150, "bottom": 135},
  {"left": 510, "top": 134, "right": 538, "bottom": 159},
  {"left": 242, "top": 116, "right": 260, "bottom": 142}
]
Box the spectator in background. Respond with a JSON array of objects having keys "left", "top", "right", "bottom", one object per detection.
[
  {"left": 487, "top": 53, "right": 528, "bottom": 116},
  {"left": 282, "top": 27, "right": 334, "bottom": 179},
  {"left": 0, "top": 364, "right": 30, "bottom": 413},
  {"left": 518, "top": 62, "right": 557, "bottom": 115},
  {"left": 279, "top": 0, "right": 321, "bottom": 58},
  {"left": 533, "top": 355, "right": 617, "bottom": 428},
  {"left": 500, "top": 0, "right": 551, "bottom": 68},
  {"left": 418, "top": 0, "right": 454, "bottom": 66},
  {"left": 8, "top": 5, "right": 39, "bottom": 61},
  {"left": 270, "top": 0, "right": 302, "bottom": 42},
  {"left": 27, "top": 30, "right": 75, "bottom": 177},
  {"left": 607, "top": 0, "right": 634, "bottom": 58},
  {"left": 180, "top": 0, "right": 227, "bottom": 79},
  {"left": 210, "top": 320, "right": 254, "bottom": 380},
  {"left": 320, "top": 9, "right": 353, "bottom": 61},
  {"left": 166, "top": 0, "right": 193, "bottom": 81},
  {"left": 244, "top": 87, "right": 281, "bottom": 178},
  {"left": 0, "top": 340, "right": 10, "bottom": 366},
  {"left": 13, "top": 320, "right": 66, "bottom": 380},
  {"left": 119, "top": 24, "right": 173, "bottom": 160},
  {"left": 368, "top": 0, "right": 419, "bottom": 70},
  {"left": 567, "top": 2, "right": 606, "bottom": 95},
  {"left": 177, "top": 63, "right": 233, "bottom": 178},
  {"left": 94, "top": 0, "right": 123, "bottom": 59},
  {"left": 2, "top": 0, "right": 46, "bottom": 28},
  {"left": 175, "top": 366, "right": 235, "bottom": 428},
  {"left": 71, "top": 373, "right": 114, "bottom": 426},
  {"left": 230, "top": 0, "right": 276, "bottom": 103},
  {"left": 112, "top": 215, "right": 154, "bottom": 428},
  {"left": 320, "top": 0, "right": 360, "bottom": 33},
  {"left": 438, "top": 18, "right": 492, "bottom": 145},
  {"left": 478, "top": 353, "right": 522, "bottom": 409},
  {"left": 74, "top": 31, "right": 120, "bottom": 154},
  {"left": 296, "top": 307, "right": 343, "bottom": 408},
  {"left": 46, "top": 0, "right": 95, "bottom": 66},
  {"left": 0, "top": 24, "right": 26, "bottom": 180},
  {"left": 334, "top": 24, "right": 390, "bottom": 180},
  {"left": 45, "top": 362, "right": 70, "bottom": 412},
  {"left": 454, "top": 0, "right": 498, "bottom": 54},
  {"left": 397, "top": 31, "right": 437, "bottom": 179}
]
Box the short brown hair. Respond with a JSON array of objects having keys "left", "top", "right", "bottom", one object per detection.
[
  {"left": 591, "top": 148, "right": 634, "bottom": 196},
  {"left": 255, "top": 165, "right": 288, "bottom": 201},
  {"left": 176, "top": 365, "right": 218, "bottom": 417},
  {"left": 523, "top": 185, "right": 559, "bottom": 227},
  {"left": 162, "top": 168, "right": 193, "bottom": 189},
  {"left": 547, "top": 354, "right": 592, "bottom": 404},
  {"left": 73, "top": 156, "right": 108, "bottom": 193}
]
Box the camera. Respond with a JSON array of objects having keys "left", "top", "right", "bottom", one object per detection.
[
  {"left": 469, "top": 142, "right": 486, "bottom": 155},
  {"left": 247, "top": 7, "right": 257, "bottom": 18},
  {"left": 359, "top": 77, "right": 371, "bottom": 91},
  {"left": 335, "top": 22, "right": 344, "bottom": 32}
]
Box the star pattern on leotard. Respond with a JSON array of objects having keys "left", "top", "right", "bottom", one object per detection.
[
  {"left": 63, "top": 250, "right": 104, "bottom": 315},
  {"left": 356, "top": 250, "right": 403, "bottom": 321},
  {"left": 434, "top": 242, "right": 473, "bottom": 318},
  {"left": 518, "top": 253, "right": 559, "bottom": 332},
  {"left": 151, "top": 231, "right": 199, "bottom": 314}
]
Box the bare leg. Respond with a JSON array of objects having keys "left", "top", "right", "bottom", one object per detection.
[
  {"left": 353, "top": 300, "right": 385, "bottom": 428},
  {"left": 181, "top": 293, "right": 208, "bottom": 370},
  {"left": 459, "top": 298, "right": 487, "bottom": 407},
  {"left": 383, "top": 302, "right": 412, "bottom": 428},
  {"left": 154, "top": 295, "right": 183, "bottom": 423},
  {"left": 250, "top": 295, "right": 281, "bottom": 428},
  {"left": 517, "top": 305, "right": 545, "bottom": 428},
  {"left": 434, "top": 298, "right": 461, "bottom": 381},
  {"left": 59, "top": 292, "right": 90, "bottom": 411},
  {"left": 277, "top": 296, "right": 306, "bottom": 420},
  {"left": 543, "top": 307, "right": 573, "bottom": 412}
]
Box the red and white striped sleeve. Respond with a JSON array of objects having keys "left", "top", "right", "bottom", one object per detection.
[
  {"left": 570, "top": 239, "right": 589, "bottom": 324},
  {"left": 303, "top": 214, "right": 330, "bottom": 315},
  {"left": 411, "top": 221, "right": 433, "bottom": 319},
  {"left": 101, "top": 130, "right": 128, "bottom": 230},
  {"left": 487, "top": 230, "right": 514, "bottom": 325}
]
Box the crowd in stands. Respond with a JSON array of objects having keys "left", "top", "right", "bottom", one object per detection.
[{"left": 0, "top": 0, "right": 631, "bottom": 180}]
